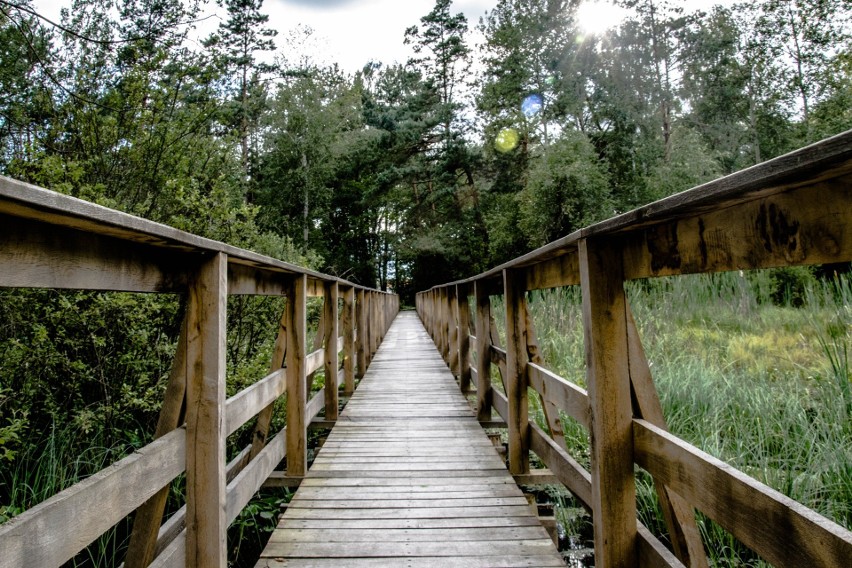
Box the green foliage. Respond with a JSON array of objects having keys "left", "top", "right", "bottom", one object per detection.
[
  {"left": 768, "top": 266, "right": 818, "bottom": 307},
  {"left": 643, "top": 126, "right": 722, "bottom": 199},
  {"left": 228, "top": 491, "right": 290, "bottom": 566},
  {"left": 519, "top": 131, "right": 613, "bottom": 246},
  {"left": 0, "top": 405, "right": 26, "bottom": 463},
  {"left": 0, "top": 290, "right": 181, "bottom": 444}
]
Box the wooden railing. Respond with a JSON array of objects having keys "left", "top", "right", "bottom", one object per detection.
[
  {"left": 416, "top": 130, "right": 852, "bottom": 567},
  {"left": 0, "top": 176, "right": 398, "bottom": 567}
]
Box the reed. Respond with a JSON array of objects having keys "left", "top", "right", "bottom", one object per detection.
[{"left": 523, "top": 270, "right": 852, "bottom": 565}]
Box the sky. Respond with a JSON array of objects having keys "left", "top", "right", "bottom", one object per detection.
[{"left": 31, "top": 0, "right": 738, "bottom": 74}]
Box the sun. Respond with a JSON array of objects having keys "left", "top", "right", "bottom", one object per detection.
[{"left": 575, "top": 1, "right": 630, "bottom": 36}]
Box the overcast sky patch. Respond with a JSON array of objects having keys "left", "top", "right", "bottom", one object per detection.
[{"left": 278, "top": 0, "right": 369, "bottom": 9}]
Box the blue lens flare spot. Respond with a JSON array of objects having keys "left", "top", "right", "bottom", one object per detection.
[{"left": 521, "top": 94, "right": 543, "bottom": 118}]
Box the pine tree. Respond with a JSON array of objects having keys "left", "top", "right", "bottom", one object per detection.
[{"left": 205, "top": 0, "right": 277, "bottom": 188}]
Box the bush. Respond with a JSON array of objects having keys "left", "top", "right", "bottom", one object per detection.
[{"left": 768, "top": 266, "right": 817, "bottom": 307}]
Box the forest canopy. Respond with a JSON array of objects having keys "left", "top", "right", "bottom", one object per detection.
[{"left": 0, "top": 0, "right": 849, "bottom": 299}]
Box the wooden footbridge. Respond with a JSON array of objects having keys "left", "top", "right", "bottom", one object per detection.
[
  {"left": 2, "top": 131, "right": 852, "bottom": 567},
  {"left": 256, "top": 312, "right": 564, "bottom": 567}
]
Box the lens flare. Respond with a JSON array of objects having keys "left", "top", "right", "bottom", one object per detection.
[
  {"left": 576, "top": 2, "right": 629, "bottom": 35},
  {"left": 494, "top": 128, "right": 520, "bottom": 153},
  {"left": 521, "top": 94, "right": 543, "bottom": 118}
]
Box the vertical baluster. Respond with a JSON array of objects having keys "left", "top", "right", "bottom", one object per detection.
[
  {"left": 285, "top": 274, "right": 307, "bottom": 477},
  {"left": 323, "top": 281, "right": 339, "bottom": 421},
  {"left": 372, "top": 292, "right": 380, "bottom": 356},
  {"left": 448, "top": 285, "right": 460, "bottom": 376},
  {"left": 457, "top": 284, "right": 471, "bottom": 393},
  {"left": 342, "top": 286, "right": 356, "bottom": 395},
  {"left": 185, "top": 252, "right": 227, "bottom": 568},
  {"left": 356, "top": 289, "right": 366, "bottom": 378},
  {"left": 440, "top": 288, "right": 450, "bottom": 363},
  {"left": 503, "top": 268, "right": 530, "bottom": 474},
  {"left": 579, "top": 237, "right": 637, "bottom": 567},
  {"left": 474, "top": 281, "right": 492, "bottom": 422}
]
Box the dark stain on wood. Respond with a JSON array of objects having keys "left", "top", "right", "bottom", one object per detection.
[
  {"left": 698, "top": 218, "right": 708, "bottom": 268},
  {"left": 646, "top": 222, "right": 682, "bottom": 272},
  {"left": 756, "top": 203, "right": 802, "bottom": 261}
]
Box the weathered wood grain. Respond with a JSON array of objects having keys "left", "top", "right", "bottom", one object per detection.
[
  {"left": 255, "top": 557, "right": 565, "bottom": 568},
  {"left": 286, "top": 275, "right": 308, "bottom": 477},
  {"left": 257, "top": 312, "right": 563, "bottom": 567},
  {"left": 635, "top": 419, "right": 852, "bottom": 568},
  {"left": 185, "top": 252, "right": 227, "bottom": 568},
  {"left": 448, "top": 285, "right": 460, "bottom": 376},
  {"left": 342, "top": 286, "right": 356, "bottom": 395},
  {"left": 0, "top": 175, "right": 370, "bottom": 295},
  {"left": 621, "top": 174, "right": 852, "bottom": 279},
  {"left": 579, "top": 238, "right": 637, "bottom": 567},
  {"left": 225, "top": 368, "right": 286, "bottom": 436},
  {"left": 323, "top": 281, "right": 340, "bottom": 420},
  {"left": 0, "top": 214, "right": 190, "bottom": 292},
  {"left": 526, "top": 362, "right": 590, "bottom": 430},
  {"left": 225, "top": 427, "right": 287, "bottom": 524},
  {"left": 504, "top": 269, "right": 530, "bottom": 474},
  {"left": 457, "top": 284, "right": 472, "bottom": 392},
  {"left": 355, "top": 289, "right": 367, "bottom": 379}
]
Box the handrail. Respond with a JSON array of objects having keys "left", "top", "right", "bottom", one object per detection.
[
  {"left": 416, "top": 129, "right": 852, "bottom": 567},
  {"left": 0, "top": 177, "right": 399, "bottom": 568}
]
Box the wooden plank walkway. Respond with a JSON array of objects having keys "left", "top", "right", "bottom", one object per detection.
[{"left": 256, "top": 311, "right": 565, "bottom": 567}]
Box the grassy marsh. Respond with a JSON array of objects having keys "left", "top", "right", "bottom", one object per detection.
[{"left": 517, "top": 270, "right": 852, "bottom": 565}]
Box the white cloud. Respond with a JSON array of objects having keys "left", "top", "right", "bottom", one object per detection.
[
  {"left": 267, "top": 0, "right": 493, "bottom": 73},
  {"left": 30, "top": 0, "right": 741, "bottom": 74}
]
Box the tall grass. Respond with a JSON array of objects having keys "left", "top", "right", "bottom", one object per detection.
[
  {"left": 0, "top": 421, "right": 140, "bottom": 567},
  {"left": 522, "top": 270, "right": 852, "bottom": 566}
]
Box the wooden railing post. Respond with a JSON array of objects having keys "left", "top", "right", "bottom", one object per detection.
[
  {"left": 323, "top": 281, "right": 339, "bottom": 421},
  {"left": 429, "top": 290, "right": 435, "bottom": 339},
  {"left": 432, "top": 290, "right": 440, "bottom": 354},
  {"left": 366, "top": 292, "right": 375, "bottom": 364},
  {"left": 285, "top": 274, "right": 307, "bottom": 477},
  {"left": 579, "top": 237, "right": 637, "bottom": 567},
  {"left": 431, "top": 289, "right": 438, "bottom": 343},
  {"left": 355, "top": 289, "right": 366, "bottom": 378},
  {"left": 342, "top": 286, "right": 356, "bottom": 395},
  {"left": 370, "top": 292, "right": 382, "bottom": 361},
  {"left": 440, "top": 287, "right": 450, "bottom": 364},
  {"left": 366, "top": 292, "right": 373, "bottom": 361},
  {"left": 457, "top": 284, "right": 471, "bottom": 393},
  {"left": 503, "top": 268, "right": 530, "bottom": 474},
  {"left": 185, "top": 252, "right": 227, "bottom": 568},
  {"left": 448, "top": 285, "right": 460, "bottom": 376},
  {"left": 474, "top": 281, "right": 492, "bottom": 422},
  {"left": 426, "top": 291, "right": 432, "bottom": 334}
]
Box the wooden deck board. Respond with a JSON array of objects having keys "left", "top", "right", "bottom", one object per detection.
[{"left": 257, "top": 312, "right": 564, "bottom": 567}]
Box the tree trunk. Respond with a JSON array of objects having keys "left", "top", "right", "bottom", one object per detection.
[{"left": 302, "top": 151, "right": 309, "bottom": 248}]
